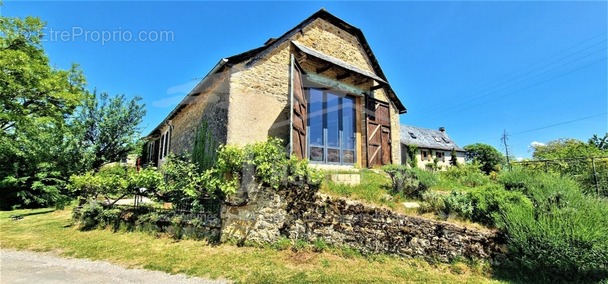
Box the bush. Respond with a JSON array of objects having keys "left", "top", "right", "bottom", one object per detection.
[
  {"left": 468, "top": 185, "right": 532, "bottom": 227},
  {"left": 212, "top": 138, "right": 322, "bottom": 194},
  {"left": 496, "top": 170, "right": 608, "bottom": 282},
  {"left": 418, "top": 191, "right": 445, "bottom": 214},
  {"left": 442, "top": 190, "right": 473, "bottom": 219},
  {"left": 77, "top": 201, "right": 104, "bottom": 230},
  {"left": 382, "top": 164, "right": 431, "bottom": 198},
  {"left": 441, "top": 163, "right": 490, "bottom": 188}
]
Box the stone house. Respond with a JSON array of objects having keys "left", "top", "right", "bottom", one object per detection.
[
  {"left": 400, "top": 125, "right": 465, "bottom": 170},
  {"left": 144, "top": 9, "right": 407, "bottom": 169}
]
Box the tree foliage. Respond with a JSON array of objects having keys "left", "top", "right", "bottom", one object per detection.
[
  {"left": 530, "top": 137, "right": 608, "bottom": 196},
  {"left": 589, "top": 133, "right": 608, "bottom": 151},
  {"left": 0, "top": 16, "right": 85, "bottom": 134},
  {"left": 532, "top": 138, "right": 604, "bottom": 160},
  {"left": 72, "top": 91, "right": 146, "bottom": 169},
  {"left": 0, "top": 14, "right": 88, "bottom": 209},
  {"left": 0, "top": 13, "right": 146, "bottom": 209},
  {"left": 463, "top": 143, "right": 505, "bottom": 174}
]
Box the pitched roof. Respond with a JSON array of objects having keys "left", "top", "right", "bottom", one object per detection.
[
  {"left": 225, "top": 8, "right": 406, "bottom": 113},
  {"left": 400, "top": 125, "right": 464, "bottom": 152},
  {"left": 148, "top": 8, "right": 406, "bottom": 137}
]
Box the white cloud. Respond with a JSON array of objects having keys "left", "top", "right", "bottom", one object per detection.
[
  {"left": 516, "top": 157, "right": 525, "bottom": 162},
  {"left": 530, "top": 141, "right": 546, "bottom": 148},
  {"left": 152, "top": 95, "right": 183, "bottom": 108},
  {"left": 166, "top": 80, "right": 198, "bottom": 95}
]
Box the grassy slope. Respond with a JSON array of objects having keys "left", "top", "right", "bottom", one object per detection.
[
  {"left": 0, "top": 208, "right": 502, "bottom": 284},
  {"left": 320, "top": 170, "right": 415, "bottom": 212}
]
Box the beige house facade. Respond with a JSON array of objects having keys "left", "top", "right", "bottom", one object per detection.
[
  {"left": 144, "top": 9, "right": 407, "bottom": 168},
  {"left": 400, "top": 125, "right": 466, "bottom": 170}
]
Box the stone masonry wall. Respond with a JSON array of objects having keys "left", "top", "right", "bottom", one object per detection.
[
  {"left": 170, "top": 71, "right": 230, "bottom": 155},
  {"left": 227, "top": 17, "right": 402, "bottom": 163},
  {"left": 221, "top": 183, "right": 505, "bottom": 262}
]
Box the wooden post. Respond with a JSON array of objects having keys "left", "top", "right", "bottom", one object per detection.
[{"left": 592, "top": 157, "right": 600, "bottom": 196}]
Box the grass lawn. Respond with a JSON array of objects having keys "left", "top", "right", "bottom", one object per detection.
[
  {"left": 0, "top": 207, "right": 503, "bottom": 284},
  {"left": 319, "top": 169, "right": 492, "bottom": 231},
  {"left": 320, "top": 169, "right": 415, "bottom": 212}
]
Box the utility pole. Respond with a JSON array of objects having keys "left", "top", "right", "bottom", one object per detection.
[{"left": 501, "top": 129, "right": 511, "bottom": 170}]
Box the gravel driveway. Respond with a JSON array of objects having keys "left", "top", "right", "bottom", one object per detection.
[{"left": 0, "top": 249, "right": 229, "bottom": 284}]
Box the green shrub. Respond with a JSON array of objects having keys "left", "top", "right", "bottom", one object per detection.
[
  {"left": 129, "top": 167, "right": 162, "bottom": 191},
  {"left": 441, "top": 164, "right": 489, "bottom": 188},
  {"left": 212, "top": 138, "right": 322, "bottom": 195},
  {"left": 418, "top": 191, "right": 445, "bottom": 214},
  {"left": 468, "top": 185, "right": 532, "bottom": 227},
  {"left": 412, "top": 168, "right": 439, "bottom": 188},
  {"left": 382, "top": 164, "right": 430, "bottom": 198},
  {"left": 442, "top": 190, "right": 473, "bottom": 219},
  {"left": 496, "top": 170, "right": 608, "bottom": 282},
  {"left": 78, "top": 201, "right": 103, "bottom": 230}
]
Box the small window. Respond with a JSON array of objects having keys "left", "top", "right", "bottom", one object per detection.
[
  {"left": 160, "top": 128, "right": 172, "bottom": 159},
  {"left": 436, "top": 151, "right": 445, "bottom": 162},
  {"left": 421, "top": 150, "right": 431, "bottom": 161},
  {"left": 442, "top": 137, "right": 450, "bottom": 143},
  {"left": 433, "top": 136, "right": 441, "bottom": 142},
  {"left": 409, "top": 132, "right": 417, "bottom": 139}
]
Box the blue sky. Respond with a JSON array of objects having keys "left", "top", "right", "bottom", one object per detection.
[{"left": 3, "top": 1, "right": 607, "bottom": 159}]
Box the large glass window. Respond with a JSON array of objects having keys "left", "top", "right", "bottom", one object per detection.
[{"left": 307, "top": 89, "right": 356, "bottom": 165}]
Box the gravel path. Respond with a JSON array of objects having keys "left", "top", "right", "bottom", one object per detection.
[{"left": 0, "top": 249, "right": 229, "bottom": 284}]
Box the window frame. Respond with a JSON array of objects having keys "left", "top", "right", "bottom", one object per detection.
[{"left": 306, "top": 87, "right": 357, "bottom": 166}]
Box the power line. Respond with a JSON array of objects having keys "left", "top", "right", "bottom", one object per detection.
[
  {"left": 511, "top": 112, "right": 608, "bottom": 135},
  {"left": 427, "top": 56, "right": 607, "bottom": 118},
  {"left": 417, "top": 34, "right": 607, "bottom": 119},
  {"left": 436, "top": 32, "right": 607, "bottom": 105},
  {"left": 420, "top": 47, "right": 607, "bottom": 119}
]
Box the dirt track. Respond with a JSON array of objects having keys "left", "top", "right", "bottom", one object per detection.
[{"left": 0, "top": 249, "right": 228, "bottom": 284}]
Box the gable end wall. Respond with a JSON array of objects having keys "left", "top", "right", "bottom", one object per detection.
[{"left": 227, "top": 17, "right": 401, "bottom": 164}]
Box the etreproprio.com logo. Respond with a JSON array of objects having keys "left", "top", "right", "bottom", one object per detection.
[{"left": 43, "top": 27, "right": 175, "bottom": 45}]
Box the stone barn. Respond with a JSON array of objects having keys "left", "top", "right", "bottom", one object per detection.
[{"left": 144, "top": 9, "right": 407, "bottom": 169}]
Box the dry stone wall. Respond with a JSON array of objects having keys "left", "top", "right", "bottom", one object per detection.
[{"left": 220, "top": 183, "right": 505, "bottom": 262}]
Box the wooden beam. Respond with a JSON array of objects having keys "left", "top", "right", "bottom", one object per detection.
[
  {"left": 370, "top": 85, "right": 383, "bottom": 91},
  {"left": 295, "top": 52, "right": 307, "bottom": 63},
  {"left": 316, "top": 64, "right": 331, "bottom": 74},
  {"left": 304, "top": 73, "right": 366, "bottom": 96},
  {"left": 337, "top": 72, "right": 351, "bottom": 80}
]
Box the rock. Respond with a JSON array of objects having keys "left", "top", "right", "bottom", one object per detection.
[{"left": 402, "top": 202, "right": 421, "bottom": 208}]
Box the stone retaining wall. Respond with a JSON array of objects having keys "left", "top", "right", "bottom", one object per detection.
[{"left": 220, "top": 183, "right": 505, "bottom": 262}]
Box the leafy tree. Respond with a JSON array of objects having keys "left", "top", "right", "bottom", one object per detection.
[
  {"left": 0, "top": 14, "right": 87, "bottom": 209},
  {"left": 588, "top": 133, "right": 608, "bottom": 151},
  {"left": 531, "top": 138, "right": 607, "bottom": 195},
  {"left": 0, "top": 13, "right": 145, "bottom": 209},
  {"left": 72, "top": 91, "right": 146, "bottom": 169},
  {"left": 449, "top": 148, "right": 458, "bottom": 166},
  {"left": 0, "top": 16, "right": 85, "bottom": 135},
  {"left": 463, "top": 143, "right": 505, "bottom": 174},
  {"left": 533, "top": 138, "right": 603, "bottom": 160}
]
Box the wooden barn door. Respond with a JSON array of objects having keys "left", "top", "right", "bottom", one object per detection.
[
  {"left": 290, "top": 56, "right": 307, "bottom": 159},
  {"left": 366, "top": 97, "right": 391, "bottom": 167}
]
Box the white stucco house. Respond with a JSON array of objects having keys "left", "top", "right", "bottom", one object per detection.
[{"left": 400, "top": 125, "right": 465, "bottom": 170}]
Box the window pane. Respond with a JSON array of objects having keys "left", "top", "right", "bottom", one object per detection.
[
  {"left": 308, "top": 89, "right": 324, "bottom": 146},
  {"left": 326, "top": 94, "right": 339, "bottom": 147},
  {"left": 342, "top": 150, "right": 355, "bottom": 164},
  {"left": 310, "top": 147, "right": 324, "bottom": 162},
  {"left": 342, "top": 97, "right": 355, "bottom": 150},
  {"left": 327, "top": 149, "right": 340, "bottom": 163}
]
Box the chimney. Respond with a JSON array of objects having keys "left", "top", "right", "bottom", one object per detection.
[{"left": 439, "top": 127, "right": 446, "bottom": 133}]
